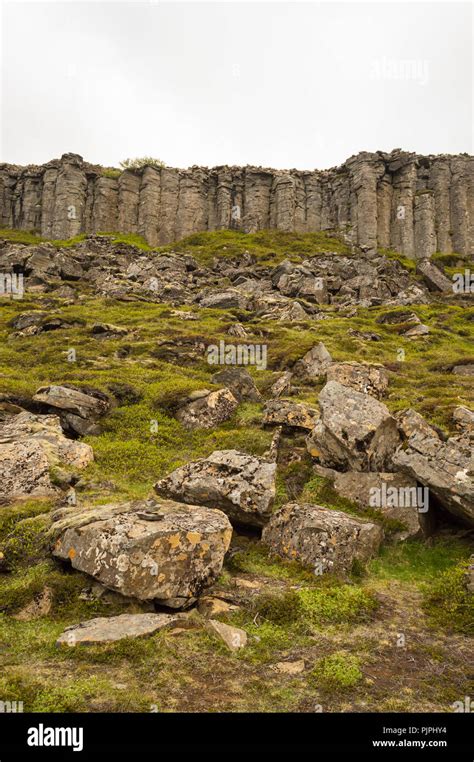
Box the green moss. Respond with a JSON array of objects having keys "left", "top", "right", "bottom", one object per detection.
[
  {"left": 1, "top": 513, "right": 51, "bottom": 570},
  {"left": 297, "top": 585, "right": 378, "bottom": 625},
  {"left": 368, "top": 537, "right": 471, "bottom": 584},
  {"left": 310, "top": 651, "right": 362, "bottom": 690},
  {"left": 422, "top": 561, "right": 474, "bottom": 634},
  {"left": 227, "top": 543, "right": 316, "bottom": 583}
]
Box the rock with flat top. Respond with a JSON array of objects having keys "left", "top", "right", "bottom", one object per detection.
[
  {"left": 262, "top": 502, "right": 383, "bottom": 573},
  {"left": 52, "top": 498, "right": 232, "bottom": 606}
]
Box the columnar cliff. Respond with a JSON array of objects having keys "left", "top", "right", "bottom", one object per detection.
[{"left": 0, "top": 150, "right": 473, "bottom": 257}]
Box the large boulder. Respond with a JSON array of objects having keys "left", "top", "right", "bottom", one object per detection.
[
  {"left": 262, "top": 399, "right": 319, "bottom": 431},
  {"left": 155, "top": 450, "right": 276, "bottom": 527},
  {"left": 51, "top": 498, "right": 232, "bottom": 607},
  {"left": 392, "top": 409, "right": 474, "bottom": 526},
  {"left": 307, "top": 381, "right": 400, "bottom": 471},
  {"left": 176, "top": 388, "right": 238, "bottom": 430},
  {"left": 329, "top": 470, "right": 431, "bottom": 540},
  {"left": 0, "top": 411, "right": 93, "bottom": 501},
  {"left": 326, "top": 362, "right": 389, "bottom": 399},
  {"left": 262, "top": 502, "right": 383, "bottom": 574}
]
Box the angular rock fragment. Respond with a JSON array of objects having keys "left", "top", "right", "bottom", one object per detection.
[
  {"left": 33, "top": 384, "right": 109, "bottom": 436},
  {"left": 417, "top": 259, "right": 453, "bottom": 292},
  {"left": 262, "top": 399, "right": 319, "bottom": 431},
  {"left": 52, "top": 498, "right": 232, "bottom": 606},
  {"left": 262, "top": 502, "right": 383, "bottom": 573},
  {"left": 293, "top": 342, "right": 333, "bottom": 380},
  {"left": 392, "top": 409, "right": 474, "bottom": 526},
  {"left": 211, "top": 368, "right": 261, "bottom": 402},
  {"left": 176, "top": 388, "right": 238, "bottom": 430},
  {"left": 206, "top": 619, "right": 247, "bottom": 651},
  {"left": 155, "top": 450, "right": 276, "bottom": 527},
  {"left": 270, "top": 371, "right": 293, "bottom": 398},
  {"left": 326, "top": 361, "right": 389, "bottom": 399},
  {"left": 306, "top": 381, "right": 400, "bottom": 471}
]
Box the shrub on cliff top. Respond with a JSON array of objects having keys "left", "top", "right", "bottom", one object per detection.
[{"left": 119, "top": 157, "right": 165, "bottom": 171}]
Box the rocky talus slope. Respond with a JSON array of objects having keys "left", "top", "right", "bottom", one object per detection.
[
  {"left": 0, "top": 228, "right": 472, "bottom": 712},
  {"left": 1, "top": 150, "right": 473, "bottom": 256}
]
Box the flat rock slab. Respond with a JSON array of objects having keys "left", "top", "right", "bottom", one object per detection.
[
  {"left": 56, "top": 612, "right": 190, "bottom": 646},
  {"left": 52, "top": 498, "right": 232, "bottom": 606}
]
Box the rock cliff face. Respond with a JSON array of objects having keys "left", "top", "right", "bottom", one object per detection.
[{"left": 1, "top": 150, "right": 473, "bottom": 257}]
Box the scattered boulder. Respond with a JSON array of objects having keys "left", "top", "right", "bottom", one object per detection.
[
  {"left": 0, "top": 411, "right": 93, "bottom": 501},
  {"left": 326, "top": 361, "right": 389, "bottom": 399},
  {"left": 51, "top": 498, "right": 232, "bottom": 606},
  {"left": 293, "top": 342, "right": 332, "bottom": 380},
  {"left": 211, "top": 368, "right": 261, "bottom": 402},
  {"left": 176, "top": 388, "right": 238, "bottom": 430},
  {"left": 392, "top": 409, "right": 474, "bottom": 526},
  {"left": 403, "top": 323, "right": 430, "bottom": 338},
  {"left": 206, "top": 619, "right": 247, "bottom": 651},
  {"left": 56, "top": 612, "right": 193, "bottom": 646},
  {"left": 33, "top": 384, "right": 109, "bottom": 436},
  {"left": 262, "top": 399, "right": 319, "bottom": 431},
  {"left": 155, "top": 450, "right": 276, "bottom": 527},
  {"left": 262, "top": 502, "right": 383, "bottom": 573},
  {"left": 306, "top": 381, "right": 400, "bottom": 471}
]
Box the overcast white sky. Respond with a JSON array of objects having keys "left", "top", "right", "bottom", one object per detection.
[{"left": 0, "top": 0, "right": 472, "bottom": 169}]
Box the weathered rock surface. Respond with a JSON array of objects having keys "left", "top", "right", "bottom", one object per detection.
[
  {"left": 392, "top": 409, "right": 474, "bottom": 526},
  {"left": 417, "top": 259, "right": 454, "bottom": 292},
  {"left": 155, "top": 450, "right": 276, "bottom": 527},
  {"left": 328, "top": 470, "right": 431, "bottom": 540},
  {"left": 262, "top": 399, "right": 319, "bottom": 431},
  {"left": 176, "top": 388, "right": 238, "bottom": 430},
  {"left": 293, "top": 342, "right": 333, "bottom": 380},
  {"left": 206, "top": 619, "right": 247, "bottom": 651},
  {"left": 306, "top": 381, "right": 400, "bottom": 471},
  {"left": 51, "top": 498, "right": 232, "bottom": 606},
  {"left": 211, "top": 368, "right": 261, "bottom": 402},
  {"left": 262, "top": 502, "right": 383, "bottom": 573},
  {"left": 0, "top": 411, "right": 93, "bottom": 500},
  {"left": 326, "top": 362, "right": 389, "bottom": 398},
  {"left": 2, "top": 150, "right": 472, "bottom": 257},
  {"left": 56, "top": 612, "right": 193, "bottom": 646}
]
